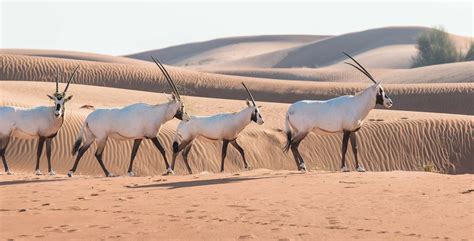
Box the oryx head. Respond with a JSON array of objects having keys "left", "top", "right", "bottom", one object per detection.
[
  {"left": 242, "top": 82, "right": 264, "bottom": 125},
  {"left": 343, "top": 52, "right": 393, "bottom": 108},
  {"left": 47, "top": 66, "right": 79, "bottom": 118},
  {"left": 151, "top": 56, "right": 190, "bottom": 122}
]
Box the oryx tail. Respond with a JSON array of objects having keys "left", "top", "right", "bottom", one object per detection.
[
  {"left": 72, "top": 122, "right": 86, "bottom": 155},
  {"left": 283, "top": 114, "right": 294, "bottom": 153}
]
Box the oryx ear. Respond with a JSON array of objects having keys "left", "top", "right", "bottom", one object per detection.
[
  {"left": 245, "top": 99, "right": 251, "bottom": 107},
  {"left": 47, "top": 94, "right": 55, "bottom": 100},
  {"left": 257, "top": 105, "right": 262, "bottom": 109},
  {"left": 375, "top": 81, "right": 382, "bottom": 87},
  {"left": 64, "top": 95, "right": 73, "bottom": 102}
]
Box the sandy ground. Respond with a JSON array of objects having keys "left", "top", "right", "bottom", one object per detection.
[{"left": 0, "top": 170, "right": 472, "bottom": 240}]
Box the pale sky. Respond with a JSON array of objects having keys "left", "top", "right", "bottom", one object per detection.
[{"left": 1, "top": 0, "right": 473, "bottom": 56}]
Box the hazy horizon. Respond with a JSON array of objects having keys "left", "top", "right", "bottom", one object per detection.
[{"left": 1, "top": 1, "right": 472, "bottom": 56}]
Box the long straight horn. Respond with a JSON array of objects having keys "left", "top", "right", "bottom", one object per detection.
[
  {"left": 55, "top": 67, "right": 60, "bottom": 93},
  {"left": 64, "top": 65, "right": 79, "bottom": 93},
  {"left": 241, "top": 82, "right": 256, "bottom": 106},
  {"left": 151, "top": 56, "right": 181, "bottom": 100},
  {"left": 155, "top": 57, "right": 181, "bottom": 99},
  {"left": 343, "top": 52, "right": 377, "bottom": 84}
]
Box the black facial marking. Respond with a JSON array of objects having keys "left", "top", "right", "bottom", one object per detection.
[
  {"left": 251, "top": 110, "right": 258, "bottom": 122},
  {"left": 376, "top": 91, "right": 384, "bottom": 105},
  {"left": 56, "top": 104, "right": 61, "bottom": 111},
  {"left": 174, "top": 109, "right": 184, "bottom": 120}
]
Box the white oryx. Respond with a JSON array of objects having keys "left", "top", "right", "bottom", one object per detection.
[
  {"left": 168, "top": 82, "right": 264, "bottom": 175},
  {"left": 283, "top": 52, "right": 393, "bottom": 172},
  {"left": 68, "top": 57, "right": 189, "bottom": 177},
  {"left": 0, "top": 66, "right": 79, "bottom": 175}
]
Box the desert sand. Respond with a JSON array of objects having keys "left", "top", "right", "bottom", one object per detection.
[
  {"left": 1, "top": 26, "right": 473, "bottom": 240},
  {"left": 0, "top": 170, "right": 473, "bottom": 240}
]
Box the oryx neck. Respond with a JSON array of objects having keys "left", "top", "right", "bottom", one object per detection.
[{"left": 353, "top": 86, "right": 377, "bottom": 121}]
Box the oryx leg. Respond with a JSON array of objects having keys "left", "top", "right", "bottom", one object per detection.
[
  {"left": 182, "top": 144, "right": 193, "bottom": 174},
  {"left": 0, "top": 136, "right": 12, "bottom": 174},
  {"left": 45, "top": 138, "right": 55, "bottom": 175},
  {"left": 35, "top": 137, "right": 46, "bottom": 175},
  {"left": 127, "top": 139, "right": 142, "bottom": 176},
  {"left": 169, "top": 140, "right": 191, "bottom": 174},
  {"left": 68, "top": 138, "right": 94, "bottom": 177},
  {"left": 340, "top": 131, "right": 351, "bottom": 172},
  {"left": 230, "top": 140, "right": 249, "bottom": 170},
  {"left": 94, "top": 138, "right": 111, "bottom": 177},
  {"left": 150, "top": 137, "right": 169, "bottom": 169},
  {"left": 290, "top": 132, "right": 308, "bottom": 171},
  {"left": 220, "top": 140, "right": 230, "bottom": 172},
  {"left": 349, "top": 132, "right": 365, "bottom": 172}
]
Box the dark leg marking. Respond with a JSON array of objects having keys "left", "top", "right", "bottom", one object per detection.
[
  {"left": 69, "top": 143, "right": 92, "bottom": 174},
  {"left": 150, "top": 137, "right": 169, "bottom": 169},
  {"left": 182, "top": 144, "right": 193, "bottom": 174},
  {"left": 170, "top": 140, "right": 191, "bottom": 171},
  {"left": 230, "top": 140, "right": 249, "bottom": 169},
  {"left": 341, "top": 131, "right": 351, "bottom": 170},
  {"left": 45, "top": 138, "right": 53, "bottom": 173},
  {"left": 0, "top": 137, "right": 11, "bottom": 172},
  {"left": 95, "top": 139, "right": 110, "bottom": 177},
  {"left": 127, "top": 139, "right": 142, "bottom": 174},
  {"left": 349, "top": 132, "right": 359, "bottom": 169},
  {"left": 220, "top": 140, "right": 229, "bottom": 172},
  {"left": 35, "top": 137, "right": 46, "bottom": 172},
  {"left": 290, "top": 132, "right": 308, "bottom": 171}
]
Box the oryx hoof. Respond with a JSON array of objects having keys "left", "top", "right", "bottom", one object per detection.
[
  {"left": 162, "top": 168, "right": 174, "bottom": 176},
  {"left": 67, "top": 171, "right": 74, "bottom": 177},
  {"left": 341, "top": 166, "right": 350, "bottom": 172},
  {"left": 49, "top": 170, "right": 56, "bottom": 176},
  {"left": 105, "top": 173, "right": 114, "bottom": 177},
  {"left": 298, "top": 163, "right": 307, "bottom": 172},
  {"left": 243, "top": 166, "right": 251, "bottom": 171},
  {"left": 6, "top": 170, "right": 13, "bottom": 175},
  {"left": 356, "top": 166, "right": 366, "bottom": 172},
  {"left": 128, "top": 171, "right": 135, "bottom": 177},
  {"left": 34, "top": 169, "right": 42, "bottom": 175}
]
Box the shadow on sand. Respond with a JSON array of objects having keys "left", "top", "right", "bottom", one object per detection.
[
  {"left": 127, "top": 176, "right": 277, "bottom": 190},
  {"left": 0, "top": 178, "right": 66, "bottom": 186}
]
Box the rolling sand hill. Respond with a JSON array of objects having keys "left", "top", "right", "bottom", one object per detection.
[
  {"left": 136, "top": 27, "right": 471, "bottom": 70},
  {"left": 1, "top": 54, "right": 473, "bottom": 115},
  {"left": 126, "top": 35, "right": 328, "bottom": 66},
  {"left": 214, "top": 61, "right": 474, "bottom": 83},
  {"left": 0, "top": 49, "right": 147, "bottom": 65},
  {"left": 1, "top": 81, "right": 472, "bottom": 176}
]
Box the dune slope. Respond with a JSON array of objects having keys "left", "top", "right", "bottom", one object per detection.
[
  {"left": 126, "top": 35, "right": 327, "bottom": 66},
  {"left": 1, "top": 81, "right": 472, "bottom": 176},
  {"left": 1, "top": 54, "right": 473, "bottom": 115}
]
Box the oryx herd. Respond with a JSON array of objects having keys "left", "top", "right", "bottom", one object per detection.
[{"left": 0, "top": 53, "right": 393, "bottom": 177}]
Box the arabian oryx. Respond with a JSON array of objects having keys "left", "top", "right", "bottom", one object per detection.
[
  {"left": 283, "top": 52, "right": 393, "bottom": 172},
  {"left": 168, "top": 82, "right": 264, "bottom": 175},
  {"left": 0, "top": 66, "right": 79, "bottom": 175},
  {"left": 68, "top": 57, "right": 189, "bottom": 177}
]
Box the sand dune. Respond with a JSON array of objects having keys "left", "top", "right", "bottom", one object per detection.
[
  {"left": 214, "top": 61, "right": 474, "bottom": 83},
  {"left": 1, "top": 54, "right": 473, "bottom": 115},
  {"left": 1, "top": 81, "right": 472, "bottom": 176},
  {"left": 0, "top": 49, "right": 147, "bottom": 65},
  {"left": 191, "top": 27, "right": 472, "bottom": 69},
  {"left": 126, "top": 35, "right": 327, "bottom": 66},
  {"left": 1, "top": 171, "right": 472, "bottom": 240}
]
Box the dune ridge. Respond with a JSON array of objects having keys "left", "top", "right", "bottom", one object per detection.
[
  {"left": 213, "top": 61, "right": 474, "bottom": 83},
  {"left": 1, "top": 54, "right": 473, "bottom": 115},
  {"left": 126, "top": 35, "right": 327, "bottom": 65},
  {"left": 1, "top": 81, "right": 472, "bottom": 175},
  {"left": 0, "top": 49, "right": 147, "bottom": 65}
]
